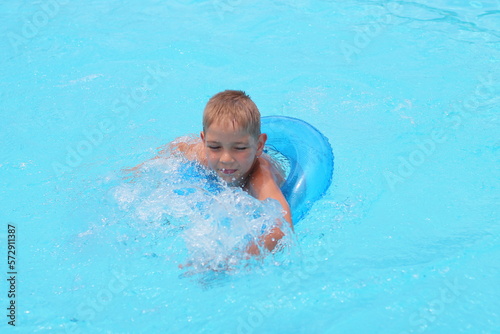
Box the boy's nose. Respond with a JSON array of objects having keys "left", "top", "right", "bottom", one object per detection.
[{"left": 220, "top": 151, "right": 234, "bottom": 163}]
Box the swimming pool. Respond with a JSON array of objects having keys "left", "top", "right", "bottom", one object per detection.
[{"left": 1, "top": 0, "right": 499, "bottom": 333}]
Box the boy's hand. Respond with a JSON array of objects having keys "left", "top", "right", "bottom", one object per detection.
[{"left": 245, "top": 226, "right": 286, "bottom": 256}]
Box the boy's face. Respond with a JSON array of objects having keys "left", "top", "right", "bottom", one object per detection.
[{"left": 201, "top": 121, "right": 266, "bottom": 187}]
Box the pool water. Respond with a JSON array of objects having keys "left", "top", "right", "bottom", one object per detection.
[{"left": 1, "top": 0, "right": 499, "bottom": 333}]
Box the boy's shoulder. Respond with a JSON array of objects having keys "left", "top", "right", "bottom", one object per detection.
[
  {"left": 246, "top": 155, "right": 285, "bottom": 198},
  {"left": 258, "top": 154, "right": 286, "bottom": 187},
  {"left": 164, "top": 135, "right": 206, "bottom": 164}
]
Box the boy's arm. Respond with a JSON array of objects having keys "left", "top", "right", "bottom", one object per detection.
[
  {"left": 124, "top": 138, "right": 204, "bottom": 173},
  {"left": 246, "top": 156, "right": 293, "bottom": 255}
]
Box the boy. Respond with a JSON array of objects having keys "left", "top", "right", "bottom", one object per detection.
[{"left": 167, "top": 90, "right": 292, "bottom": 255}]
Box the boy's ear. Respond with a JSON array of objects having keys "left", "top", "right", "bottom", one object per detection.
[
  {"left": 257, "top": 133, "right": 267, "bottom": 156},
  {"left": 200, "top": 131, "right": 205, "bottom": 142}
]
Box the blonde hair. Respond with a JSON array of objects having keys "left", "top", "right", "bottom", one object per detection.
[{"left": 203, "top": 90, "right": 261, "bottom": 138}]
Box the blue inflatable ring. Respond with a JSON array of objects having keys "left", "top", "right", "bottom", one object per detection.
[{"left": 261, "top": 116, "right": 334, "bottom": 223}]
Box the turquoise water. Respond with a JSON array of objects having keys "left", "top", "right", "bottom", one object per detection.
[{"left": 1, "top": 0, "right": 499, "bottom": 333}]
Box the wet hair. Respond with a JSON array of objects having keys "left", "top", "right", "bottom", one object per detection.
[{"left": 203, "top": 90, "right": 261, "bottom": 138}]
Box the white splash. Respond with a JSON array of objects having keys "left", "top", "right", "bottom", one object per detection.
[{"left": 113, "top": 154, "right": 292, "bottom": 273}]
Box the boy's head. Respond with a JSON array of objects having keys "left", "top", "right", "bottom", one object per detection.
[
  {"left": 202, "top": 90, "right": 261, "bottom": 139},
  {"left": 201, "top": 90, "right": 267, "bottom": 186}
]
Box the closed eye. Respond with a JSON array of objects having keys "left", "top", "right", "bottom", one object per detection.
[{"left": 235, "top": 147, "right": 247, "bottom": 151}]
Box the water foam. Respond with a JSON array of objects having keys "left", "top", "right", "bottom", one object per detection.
[{"left": 113, "top": 150, "right": 293, "bottom": 273}]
